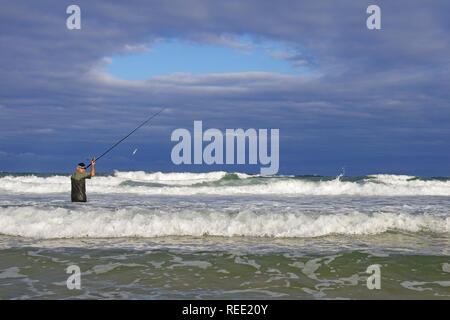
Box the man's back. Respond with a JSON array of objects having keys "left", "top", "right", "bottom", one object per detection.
[{"left": 71, "top": 171, "right": 91, "bottom": 202}]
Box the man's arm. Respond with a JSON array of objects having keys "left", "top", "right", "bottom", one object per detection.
[{"left": 90, "top": 158, "right": 96, "bottom": 177}]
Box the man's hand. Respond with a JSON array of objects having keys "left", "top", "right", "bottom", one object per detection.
[{"left": 90, "top": 158, "right": 96, "bottom": 177}]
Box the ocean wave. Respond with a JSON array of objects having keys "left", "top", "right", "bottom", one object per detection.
[
  {"left": 0, "top": 206, "right": 450, "bottom": 239},
  {"left": 113, "top": 170, "right": 251, "bottom": 185},
  {"left": 0, "top": 205, "right": 448, "bottom": 239},
  {"left": 0, "top": 171, "right": 449, "bottom": 196}
]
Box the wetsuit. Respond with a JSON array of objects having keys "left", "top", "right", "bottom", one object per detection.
[{"left": 71, "top": 171, "right": 92, "bottom": 202}]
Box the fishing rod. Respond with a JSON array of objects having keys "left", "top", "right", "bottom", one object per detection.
[{"left": 85, "top": 107, "right": 166, "bottom": 168}]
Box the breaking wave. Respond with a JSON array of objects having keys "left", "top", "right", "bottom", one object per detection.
[
  {"left": 0, "top": 205, "right": 448, "bottom": 239},
  {"left": 0, "top": 171, "right": 449, "bottom": 196}
]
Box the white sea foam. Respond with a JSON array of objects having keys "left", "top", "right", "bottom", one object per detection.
[
  {"left": 113, "top": 170, "right": 244, "bottom": 185},
  {"left": 0, "top": 267, "right": 27, "bottom": 279},
  {"left": 0, "top": 206, "right": 448, "bottom": 239},
  {"left": 0, "top": 171, "right": 448, "bottom": 196}
]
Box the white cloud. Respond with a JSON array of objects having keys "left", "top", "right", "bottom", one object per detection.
[
  {"left": 123, "top": 43, "right": 151, "bottom": 54},
  {"left": 187, "top": 33, "right": 254, "bottom": 53},
  {"left": 34, "top": 128, "right": 54, "bottom": 134}
]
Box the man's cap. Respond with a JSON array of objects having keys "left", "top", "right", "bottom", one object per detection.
[{"left": 77, "top": 162, "right": 86, "bottom": 168}]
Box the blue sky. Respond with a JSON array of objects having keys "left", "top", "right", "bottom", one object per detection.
[
  {"left": 0, "top": 0, "right": 449, "bottom": 176},
  {"left": 106, "top": 38, "right": 306, "bottom": 79}
]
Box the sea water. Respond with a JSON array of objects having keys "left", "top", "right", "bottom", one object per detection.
[{"left": 0, "top": 171, "right": 448, "bottom": 299}]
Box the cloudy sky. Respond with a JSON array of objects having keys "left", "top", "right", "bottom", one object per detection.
[{"left": 0, "top": 0, "right": 449, "bottom": 176}]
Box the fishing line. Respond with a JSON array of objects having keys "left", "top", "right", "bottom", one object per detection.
[{"left": 85, "top": 107, "right": 166, "bottom": 168}]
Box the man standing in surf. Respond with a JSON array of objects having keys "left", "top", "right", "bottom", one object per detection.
[{"left": 71, "top": 158, "right": 96, "bottom": 202}]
